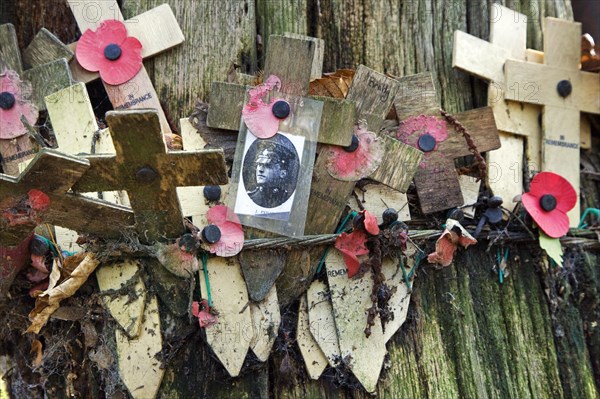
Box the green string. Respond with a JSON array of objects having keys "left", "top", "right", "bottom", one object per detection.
[
  {"left": 401, "top": 250, "right": 424, "bottom": 290},
  {"left": 201, "top": 252, "right": 213, "bottom": 307},
  {"left": 578, "top": 208, "right": 600, "bottom": 229},
  {"left": 315, "top": 211, "right": 358, "bottom": 274},
  {"left": 34, "top": 235, "right": 60, "bottom": 257},
  {"left": 496, "top": 248, "right": 509, "bottom": 284}
]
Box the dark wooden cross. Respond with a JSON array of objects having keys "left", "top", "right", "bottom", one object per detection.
[
  {"left": 394, "top": 72, "right": 500, "bottom": 214},
  {"left": 0, "top": 149, "right": 134, "bottom": 247},
  {"left": 67, "top": 0, "right": 184, "bottom": 133},
  {"left": 0, "top": 24, "right": 73, "bottom": 175},
  {"left": 504, "top": 17, "right": 600, "bottom": 226},
  {"left": 71, "top": 110, "right": 228, "bottom": 242}
]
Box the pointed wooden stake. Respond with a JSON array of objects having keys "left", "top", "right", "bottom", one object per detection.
[
  {"left": 297, "top": 294, "right": 328, "bottom": 380},
  {"left": 250, "top": 286, "right": 281, "bottom": 362},
  {"left": 199, "top": 256, "right": 252, "bottom": 377},
  {"left": 306, "top": 280, "right": 341, "bottom": 368}
]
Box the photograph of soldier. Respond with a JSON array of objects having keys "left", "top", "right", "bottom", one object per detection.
[{"left": 242, "top": 133, "right": 300, "bottom": 209}]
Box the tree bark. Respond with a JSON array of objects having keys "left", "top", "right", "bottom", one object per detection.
[{"left": 1, "top": 1, "right": 599, "bottom": 399}]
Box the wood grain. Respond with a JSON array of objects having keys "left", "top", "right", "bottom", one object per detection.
[
  {"left": 206, "top": 82, "right": 247, "bottom": 131},
  {"left": 394, "top": 72, "right": 439, "bottom": 120},
  {"left": 249, "top": 286, "right": 281, "bottom": 362},
  {"left": 369, "top": 135, "right": 423, "bottom": 192},
  {"left": 22, "top": 58, "right": 73, "bottom": 110},
  {"left": 72, "top": 110, "right": 227, "bottom": 242},
  {"left": 296, "top": 294, "right": 328, "bottom": 380},
  {"left": 0, "top": 23, "right": 23, "bottom": 74},
  {"left": 346, "top": 65, "right": 400, "bottom": 132},
  {"left": 264, "top": 34, "right": 315, "bottom": 95},
  {"left": 306, "top": 279, "right": 341, "bottom": 368},
  {"left": 22, "top": 28, "right": 73, "bottom": 69}
]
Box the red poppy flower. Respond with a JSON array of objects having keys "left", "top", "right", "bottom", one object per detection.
[
  {"left": 75, "top": 20, "right": 143, "bottom": 86},
  {"left": 521, "top": 172, "right": 576, "bottom": 238},
  {"left": 1, "top": 189, "right": 50, "bottom": 227},
  {"left": 192, "top": 300, "right": 218, "bottom": 328},
  {"left": 397, "top": 115, "right": 448, "bottom": 167},
  {"left": 203, "top": 205, "right": 244, "bottom": 257},
  {"left": 334, "top": 210, "right": 379, "bottom": 277},
  {"left": 324, "top": 124, "right": 385, "bottom": 181},
  {"left": 242, "top": 75, "right": 283, "bottom": 139},
  {"left": 427, "top": 219, "right": 477, "bottom": 267},
  {"left": 0, "top": 70, "right": 38, "bottom": 140}
]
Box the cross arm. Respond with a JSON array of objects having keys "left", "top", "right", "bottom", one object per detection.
[
  {"left": 439, "top": 107, "right": 500, "bottom": 157},
  {"left": 71, "top": 155, "right": 121, "bottom": 193},
  {"left": 394, "top": 72, "right": 439, "bottom": 120},
  {"left": 158, "top": 149, "right": 228, "bottom": 187},
  {"left": 0, "top": 23, "right": 23, "bottom": 74},
  {"left": 504, "top": 60, "right": 600, "bottom": 114},
  {"left": 452, "top": 30, "right": 510, "bottom": 83}
]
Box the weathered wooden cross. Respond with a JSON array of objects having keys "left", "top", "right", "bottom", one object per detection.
[
  {"left": 394, "top": 72, "right": 500, "bottom": 214},
  {"left": 453, "top": 5, "right": 591, "bottom": 208},
  {"left": 67, "top": 0, "right": 184, "bottom": 133},
  {"left": 0, "top": 24, "right": 73, "bottom": 175},
  {"left": 504, "top": 17, "right": 600, "bottom": 226},
  {"left": 0, "top": 149, "right": 134, "bottom": 247},
  {"left": 71, "top": 109, "right": 227, "bottom": 242}
]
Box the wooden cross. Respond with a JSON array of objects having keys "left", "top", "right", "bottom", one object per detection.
[
  {"left": 305, "top": 65, "right": 423, "bottom": 235},
  {"left": 67, "top": 1, "right": 184, "bottom": 133},
  {"left": 0, "top": 149, "right": 134, "bottom": 247},
  {"left": 0, "top": 24, "right": 73, "bottom": 175},
  {"left": 207, "top": 34, "right": 355, "bottom": 147},
  {"left": 393, "top": 72, "right": 500, "bottom": 214},
  {"left": 71, "top": 109, "right": 227, "bottom": 242},
  {"left": 505, "top": 17, "right": 600, "bottom": 226}
]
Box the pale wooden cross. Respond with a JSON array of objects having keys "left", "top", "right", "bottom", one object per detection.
[
  {"left": 0, "top": 24, "right": 73, "bottom": 175},
  {"left": 67, "top": 0, "right": 184, "bottom": 133},
  {"left": 393, "top": 72, "right": 500, "bottom": 214},
  {"left": 0, "top": 149, "right": 134, "bottom": 247},
  {"left": 505, "top": 17, "right": 600, "bottom": 226},
  {"left": 453, "top": 5, "right": 591, "bottom": 209},
  {"left": 71, "top": 109, "right": 227, "bottom": 242}
]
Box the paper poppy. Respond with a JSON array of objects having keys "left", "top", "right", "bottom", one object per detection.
[
  {"left": 324, "top": 124, "right": 385, "bottom": 181},
  {"left": 1, "top": 189, "right": 50, "bottom": 227},
  {"left": 0, "top": 70, "right": 38, "bottom": 140},
  {"left": 192, "top": 300, "right": 218, "bottom": 328},
  {"left": 156, "top": 234, "right": 200, "bottom": 278},
  {"left": 396, "top": 115, "right": 448, "bottom": 167},
  {"left": 203, "top": 205, "right": 244, "bottom": 257},
  {"left": 75, "top": 20, "right": 143, "bottom": 86},
  {"left": 521, "top": 172, "right": 576, "bottom": 238},
  {"left": 242, "top": 75, "right": 284, "bottom": 139},
  {"left": 427, "top": 219, "right": 477, "bottom": 267},
  {"left": 334, "top": 210, "right": 379, "bottom": 277}
]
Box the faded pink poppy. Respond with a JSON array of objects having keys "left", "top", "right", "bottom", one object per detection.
[
  {"left": 0, "top": 70, "right": 38, "bottom": 140},
  {"left": 76, "top": 20, "right": 143, "bottom": 86},
  {"left": 335, "top": 230, "right": 369, "bottom": 278},
  {"left": 397, "top": 115, "right": 448, "bottom": 168},
  {"left": 206, "top": 205, "right": 244, "bottom": 257},
  {"left": 427, "top": 219, "right": 477, "bottom": 267},
  {"left": 192, "top": 300, "right": 218, "bottom": 328},
  {"left": 242, "top": 75, "right": 283, "bottom": 139},
  {"left": 324, "top": 125, "right": 385, "bottom": 181},
  {"left": 361, "top": 210, "right": 380, "bottom": 235}
]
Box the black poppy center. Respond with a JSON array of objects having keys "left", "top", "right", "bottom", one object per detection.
[
  {"left": 539, "top": 194, "right": 557, "bottom": 212},
  {"left": 203, "top": 185, "right": 222, "bottom": 201},
  {"left": 104, "top": 43, "right": 122, "bottom": 61},
  {"left": 343, "top": 134, "right": 359, "bottom": 153},
  {"left": 556, "top": 80, "right": 572, "bottom": 98},
  {"left": 418, "top": 133, "right": 436, "bottom": 152},
  {"left": 202, "top": 224, "right": 222, "bottom": 244},
  {"left": 272, "top": 100, "right": 290, "bottom": 119},
  {"left": 0, "top": 92, "right": 16, "bottom": 110}
]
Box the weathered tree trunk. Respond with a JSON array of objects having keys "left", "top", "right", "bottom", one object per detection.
[{"left": 1, "top": 1, "right": 599, "bottom": 398}]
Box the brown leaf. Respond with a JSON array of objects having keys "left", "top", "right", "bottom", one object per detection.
[
  {"left": 27, "top": 253, "right": 100, "bottom": 334},
  {"left": 31, "top": 339, "right": 43, "bottom": 368},
  {"left": 309, "top": 69, "right": 355, "bottom": 98}
]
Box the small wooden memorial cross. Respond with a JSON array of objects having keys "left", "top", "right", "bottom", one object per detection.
[
  {"left": 67, "top": 0, "right": 184, "bottom": 133},
  {"left": 207, "top": 34, "right": 355, "bottom": 147},
  {"left": 505, "top": 18, "right": 600, "bottom": 226},
  {"left": 0, "top": 149, "right": 134, "bottom": 247},
  {"left": 0, "top": 24, "right": 73, "bottom": 175},
  {"left": 306, "top": 65, "right": 423, "bottom": 235},
  {"left": 71, "top": 110, "right": 227, "bottom": 242},
  {"left": 394, "top": 72, "right": 500, "bottom": 214}
]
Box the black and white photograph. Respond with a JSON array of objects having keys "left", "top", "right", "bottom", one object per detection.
[{"left": 234, "top": 132, "right": 304, "bottom": 220}]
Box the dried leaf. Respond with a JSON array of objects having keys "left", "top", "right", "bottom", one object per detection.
[
  {"left": 27, "top": 253, "right": 100, "bottom": 334},
  {"left": 31, "top": 339, "right": 43, "bottom": 368},
  {"left": 309, "top": 69, "right": 355, "bottom": 98},
  {"left": 427, "top": 219, "right": 477, "bottom": 267}
]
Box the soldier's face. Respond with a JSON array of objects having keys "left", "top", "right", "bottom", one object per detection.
[{"left": 256, "top": 159, "right": 281, "bottom": 184}]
